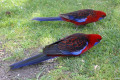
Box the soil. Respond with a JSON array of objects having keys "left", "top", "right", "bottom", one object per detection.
[{"left": 0, "top": 45, "right": 58, "bottom": 80}]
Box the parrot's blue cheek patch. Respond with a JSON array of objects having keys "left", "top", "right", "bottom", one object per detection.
[
  {"left": 94, "top": 42, "right": 99, "bottom": 46},
  {"left": 99, "top": 17, "right": 103, "bottom": 21}
]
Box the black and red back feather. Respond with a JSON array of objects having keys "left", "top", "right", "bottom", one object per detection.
[
  {"left": 44, "top": 33, "right": 88, "bottom": 56},
  {"left": 60, "top": 9, "right": 94, "bottom": 20}
]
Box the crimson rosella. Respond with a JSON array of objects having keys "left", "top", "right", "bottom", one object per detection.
[
  {"left": 32, "top": 9, "right": 106, "bottom": 26},
  {"left": 10, "top": 33, "right": 102, "bottom": 69}
]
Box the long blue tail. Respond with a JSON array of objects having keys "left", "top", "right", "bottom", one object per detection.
[
  {"left": 10, "top": 53, "right": 55, "bottom": 69},
  {"left": 32, "top": 17, "right": 63, "bottom": 21}
]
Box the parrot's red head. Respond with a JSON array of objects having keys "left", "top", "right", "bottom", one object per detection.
[
  {"left": 87, "top": 34, "right": 102, "bottom": 48},
  {"left": 95, "top": 11, "right": 106, "bottom": 21},
  {"left": 86, "top": 10, "right": 106, "bottom": 23}
]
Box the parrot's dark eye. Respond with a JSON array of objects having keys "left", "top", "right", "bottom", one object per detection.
[
  {"left": 102, "top": 15, "right": 105, "bottom": 18},
  {"left": 97, "top": 39, "right": 100, "bottom": 42}
]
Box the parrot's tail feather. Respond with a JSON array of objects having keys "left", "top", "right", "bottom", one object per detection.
[
  {"left": 10, "top": 53, "right": 55, "bottom": 69},
  {"left": 32, "top": 17, "right": 63, "bottom": 21}
]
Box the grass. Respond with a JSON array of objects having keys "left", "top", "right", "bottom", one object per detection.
[{"left": 0, "top": 0, "right": 120, "bottom": 80}]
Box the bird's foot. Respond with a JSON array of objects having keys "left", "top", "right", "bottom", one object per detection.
[
  {"left": 75, "top": 25, "right": 79, "bottom": 31},
  {"left": 94, "top": 22, "right": 96, "bottom": 26}
]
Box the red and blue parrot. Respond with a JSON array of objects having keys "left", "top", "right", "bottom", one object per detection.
[
  {"left": 10, "top": 33, "right": 102, "bottom": 69},
  {"left": 32, "top": 9, "right": 106, "bottom": 26}
]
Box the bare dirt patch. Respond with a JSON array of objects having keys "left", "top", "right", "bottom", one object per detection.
[{"left": 0, "top": 45, "right": 59, "bottom": 80}]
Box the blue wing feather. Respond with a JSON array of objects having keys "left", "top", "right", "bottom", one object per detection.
[
  {"left": 75, "top": 18, "right": 87, "bottom": 22},
  {"left": 68, "top": 15, "right": 87, "bottom": 22},
  {"left": 60, "top": 42, "right": 88, "bottom": 55}
]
